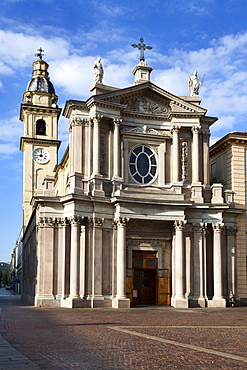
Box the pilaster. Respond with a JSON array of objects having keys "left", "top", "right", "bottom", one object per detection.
[
  {"left": 89, "top": 115, "right": 105, "bottom": 197},
  {"left": 191, "top": 126, "right": 203, "bottom": 202}
]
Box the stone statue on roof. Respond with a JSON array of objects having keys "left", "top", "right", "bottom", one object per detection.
[
  {"left": 188, "top": 71, "right": 202, "bottom": 96},
  {"left": 93, "top": 57, "right": 104, "bottom": 84}
]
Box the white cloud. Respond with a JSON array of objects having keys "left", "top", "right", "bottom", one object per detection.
[
  {"left": 0, "top": 116, "right": 22, "bottom": 143},
  {"left": 0, "top": 143, "right": 18, "bottom": 155},
  {"left": 91, "top": 1, "right": 129, "bottom": 17},
  {"left": 0, "top": 30, "right": 70, "bottom": 68}
]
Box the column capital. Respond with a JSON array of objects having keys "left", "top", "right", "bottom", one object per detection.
[
  {"left": 113, "top": 217, "right": 129, "bottom": 228},
  {"left": 56, "top": 217, "right": 70, "bottom": 228},
  {"left": 191, "top": 125, "right": 201, "bottom": 134},
  {"left": 201, "top": 129, "right": 210, "bottom": 139},
  {"left": 69, "top": 216, "right": 84, "bottom": 226},
  {"left": 212, "top": 223, "right": 224, "bottom": 233},
  {"left": 226, "top": 226, "right": 237, "bottom": 235},
  {"left": 113, "top": 118, "right": 122, "bottom": 126},
  {"left": 174, "top": 220, "right": 186, "bottom": 231},
  {"left": 91, "top": 114, "right": 103, "bottom": 124},
  {"left": 192, "top": 222, "right": 207, "bottom": 232},
  {"left": 86, "top": 217, "right": 104, "bottom": 227},
  {"left": 171, "top": 125, "right": 181, "bottom": 134},
  {"left": 37, "top": 217, "right": 56, "bottom": 229},
  {"left": 70, "top": 117, "right": 89, "bottom": 127}
]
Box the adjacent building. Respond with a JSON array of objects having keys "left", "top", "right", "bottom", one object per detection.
[
  {"left": 19, "top": 48, "right": 245, "bottom": 308},
  {"left": 210, "top": 132, "right": 247, "bottom": 304}
]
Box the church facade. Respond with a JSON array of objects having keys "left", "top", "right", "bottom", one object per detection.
[{"left": 20, "top": 49, "right": 244, "bottom": 308}]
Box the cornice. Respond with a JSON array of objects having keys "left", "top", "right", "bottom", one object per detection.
[
  {"left": 63, "top": 100, "right": 88, "bottom": 118},
  {"left": 20, "top": 137, "right": 61, "bottom": 151},
  {"left": 20, "top": 103, "right": 61, "bottom": 121},
  {"left": 86, "top": 97, "right": 126, "bottom": 111},
  {"left": 210, "top": 132, "right": 247, "bottom": 158}
]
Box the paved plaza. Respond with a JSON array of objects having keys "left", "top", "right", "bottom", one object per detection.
[{"left": 0, "top": 291, "right": 247, "bottom": 369}]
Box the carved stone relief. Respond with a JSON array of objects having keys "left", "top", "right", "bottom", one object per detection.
[
  {"left": 100, "top": 132, "right": 107, "bottom": 175},
  {"left": 181, "top": 142, "right": 188, "bottom": 181},
  {"left": 121, "top": 96, "right": 170, "bottom": 116}
]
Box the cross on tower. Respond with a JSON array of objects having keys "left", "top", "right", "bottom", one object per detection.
[
  {"left": 131, "top": 37, "right": 152, "bottom": 61},
  {"left": 35, "top": 47, "right": 45, "bottom": 60}
]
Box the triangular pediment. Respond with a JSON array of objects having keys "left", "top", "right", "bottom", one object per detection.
[{"left": 92, "top": 81, "right": 206, "bottom": 117}]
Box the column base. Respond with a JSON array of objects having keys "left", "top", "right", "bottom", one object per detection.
[
  {"left": 84, "top": 295, "right": 112, "bottom": 308},
  {"left": 112, "top": 297, "right": 130, "bottom": 308},
  {"left": 60, "top": 297, "right": 86, "bottom": 308},
  {"left": 208, "top": 298, "right": 226, "bottom": 308},
  {"left": 189, "top": 297, "right": 208, "bottom": 308},
  {"left": 171, "top": 297, "right": 189, "bottom": 308},
  {"left": 35, "top": 296, "right": 59, "bottom": 308}
]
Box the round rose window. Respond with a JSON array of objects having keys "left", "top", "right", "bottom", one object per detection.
[{"left": 129, "top": 145, "right": 157, "bottom": 184}]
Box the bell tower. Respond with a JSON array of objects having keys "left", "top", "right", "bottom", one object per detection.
[{"left": 20, "top": 48, "right": 61, "bottom": 228}]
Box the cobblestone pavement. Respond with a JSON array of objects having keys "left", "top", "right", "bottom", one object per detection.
[{"left": 0, "top": 294, "right": 247, "bottom": 369}]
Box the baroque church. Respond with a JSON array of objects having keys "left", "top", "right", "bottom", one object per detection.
[{"left": 20, "top": 42, "right": 244, "bottom": 308}]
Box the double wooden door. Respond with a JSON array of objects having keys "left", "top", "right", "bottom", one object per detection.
[{"left": 126, "top": 250, "right": 171, "bottom": 306}]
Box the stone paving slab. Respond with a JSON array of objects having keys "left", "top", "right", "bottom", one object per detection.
[
  {"left": 0, "top": 295, "right": 247, "bottom": 369},
  {"left": 0, "top": 334, "right": 40, "bottom": 369}
]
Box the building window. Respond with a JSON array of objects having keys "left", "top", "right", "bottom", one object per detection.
[
  {"left": 129, "top": 145, "right": 157, "bottom": 184},
  {"left": 36, "top": 119, "right": 46, "bottom": 135}
]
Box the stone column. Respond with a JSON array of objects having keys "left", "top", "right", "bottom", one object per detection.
[
  {"left": 35, "top": 218, "right": 43, "bottom": 302},
  {"left": 80, "top": 223, "right": 86, "bottom": 298},
  {"left": 202, "top": 130, "right": 210, "bottom": 186},
  {"left": 113, "top": 119, "right": 121, "bottom": 178},
  {"left": 171, "top": 125, "right": 180, "bottom": 183},
  {"left": 211, "top": 223, "right": 225, "bottom": 306},
  {"left": 191, "top": 126, "right": 200, "bottom": 183},
  {"left": 61, "top": 217, "right": 70, "bottom": 299},
  {"left": 192, "top": 223, "right": 207, "bottom": 307},
  {"left": 112, "top": 217, "right": 130, "bottom": 308},
  {"left": 69, "top": 216, "right": 81, "bottom": 299},
  {"left": 68, "top": 118, "right": 87, "bottom": 194},
  {"left": 92, "top": 115, "right": 101, "bottom": 175},
  {"left": 226, "top": 226, "right": 238, "bottom": 297},
  {"left": 87, "top": 120, "right": 92, "bottom": 177},
  {"left": 90, "top": 115, "right": 105, "bottom": 196},
  {"left": 171, "top": 220, "right": 188, "bottom": 308}
]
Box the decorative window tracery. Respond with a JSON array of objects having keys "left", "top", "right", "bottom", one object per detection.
[{"left": 129, "top": 145, "right": 157, "bottom": 184}]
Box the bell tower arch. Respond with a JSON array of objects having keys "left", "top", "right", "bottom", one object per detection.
[{"left": 20, "top": 48, "right": 61, "bottom": 228}]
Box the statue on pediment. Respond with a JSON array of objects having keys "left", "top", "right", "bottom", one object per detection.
[
  {"left": 188, "top": 71, "right": 202, "bottom": 96},
  {"left": 93, "top": 57, "right": 104, "bottom": 84}
]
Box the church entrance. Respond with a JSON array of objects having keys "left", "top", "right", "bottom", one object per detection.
[{"left": 132, "top": 250, "right": 157, "bottom": 305}]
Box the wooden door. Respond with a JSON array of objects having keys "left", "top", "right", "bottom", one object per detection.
[{"left": 133, "top": 269, "right": 156, "bottom": 305}]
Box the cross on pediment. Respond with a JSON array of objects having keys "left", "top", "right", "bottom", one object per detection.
[{"left": 131, "top": 37, "right": 152, "bottom": 61}]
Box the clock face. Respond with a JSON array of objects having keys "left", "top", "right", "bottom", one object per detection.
[{"left": 32, "top": 148, "right": 50, "bottom": 164}]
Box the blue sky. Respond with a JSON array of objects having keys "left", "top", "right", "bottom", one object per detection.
[{"left": 1, "top": 0, "right": 247, "bottom": 262}]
